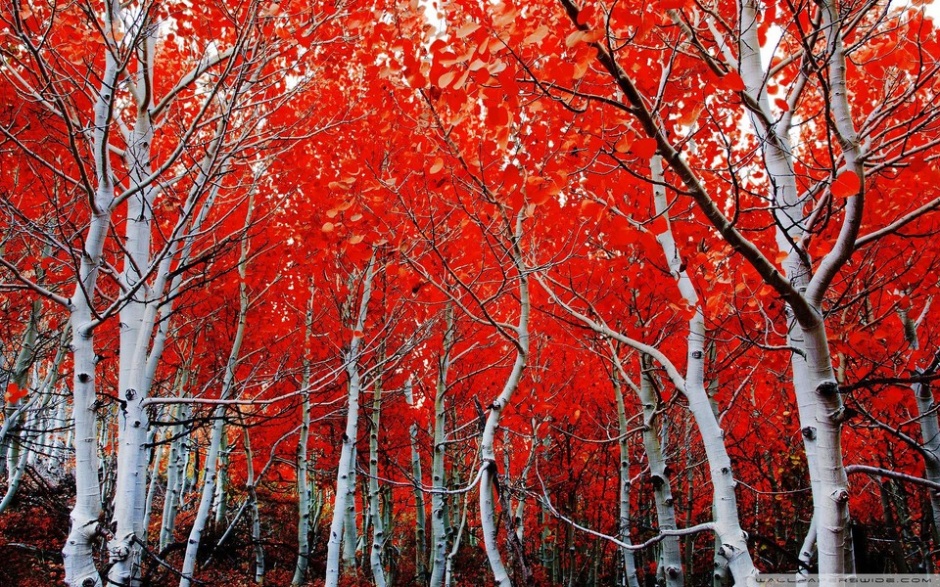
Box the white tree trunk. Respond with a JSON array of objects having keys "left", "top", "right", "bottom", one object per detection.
[
  {"left": 213, "top": 433, "right": 229, "bottom": 527},
  {"left": 63, "top": 211, "right": 114, "bottom": 587},
  {"left": 179, "top": 206, "right": 253, "bottom": 587},
  {"left": 404, "top": 377, "right": 429, "bottom": 583},
  {"left": 737, "top": 1, "right": 858, "bottom": 575},
  {"left": 649, "top": 155, "right": 756, "bottom": 584},
  {"left": 342, "top": 446, "right": 360, "bottom": 570},
  {"left": 59, "top": 0, "right": 124, "bottom": 578},
  {"left": 638, "top": 366, "right": 682, "bottom": 586},
  {"left": 325, "top": 257, "right": 377, "bottom": 587},
  {"left": 612, "top": 376, "right": 641, "bottom": 587},
  {"left": 292, "top": 289, "right": 314, "bottom": 586},
  {"left": 479, "top": 212, "right": 530, "bottom": 587},
  {"left": 160, "top": 399, "right": 189, "bottom": 552},
  {"left": 241, "top": 421, "right": 265, "bottom": 583},
  {"left": 444, "top": 457, "right": 474, "bottom": 587},
  {"left": 429, "top": 308, "right": 455, "bottom": 587},
  {"left": 368, "top": 379, "right": 387, "bottom": 587}
]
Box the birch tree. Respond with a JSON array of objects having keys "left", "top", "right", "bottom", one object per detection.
[{"left": 0, "top": 1, "right": 337, "bottom": 583}]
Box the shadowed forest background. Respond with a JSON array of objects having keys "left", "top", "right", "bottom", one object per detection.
[{"left": 2, "top": 0, "right": 940, "bottom": 585}]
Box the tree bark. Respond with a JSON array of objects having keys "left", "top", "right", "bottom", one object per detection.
[{"left": 325, "top": 257, "right": 377, "bottom": 587}]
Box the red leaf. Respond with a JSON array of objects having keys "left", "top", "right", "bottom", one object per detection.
[
  {"left": 5, "top": 383, "right": 27, "bottom": 404},
  {"left": 831, "top": 171, "right": 861, "bottom": 198},
  {"left": 632, "top": 138, "right": 658, "bottom": 159},
  {"left": 718, "top": 71, "right": 746, "bottom": 92},
  {"left": 660, "top": 0, "right": 687, "bottom": 9},
  {"left": 649, "top": 214, "right": 669, "bottom": 236}
]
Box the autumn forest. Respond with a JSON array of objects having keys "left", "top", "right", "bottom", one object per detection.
[{"left": 1, "top": 0, "right": 939, "bottom": 585}]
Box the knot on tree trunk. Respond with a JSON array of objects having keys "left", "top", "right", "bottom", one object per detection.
[
  {"left": 108, "top": 537, "right": 132, "bottom": 562},
  {"left": 816, "top": 380, "right": 839, "bottom": 396},
  {"left": 828, "top": 405, "right": 853, "bottom": 423},
  {"left": 830, "top": 488, "right": 850, "bottom": 503}
]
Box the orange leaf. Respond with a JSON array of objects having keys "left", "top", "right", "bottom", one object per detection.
[
  {"left": 614, "top": 136, "right": 633, "bottom": 153},
  {"left": 437, "top": 70, "right": 457, "bottom": 88},
  {"left": 581, "top": 29, "right": 604, "bottom": 43},
  {"left": 831, "top": 171, "right": 861, "bottom": 198},
  {"left": 523, "top": 25, "right": 550, "bottom": 46},
  {"left": 456, "top": 22, "right": 480, "bottom": 38}
]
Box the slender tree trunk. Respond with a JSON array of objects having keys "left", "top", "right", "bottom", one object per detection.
[
  {"left": 63, "top": 208, "right": 113, "bottom": 587},
  {"left": 613, "top": 375, "right": 641, "bottom": 587},
  {"left": 638, "top": 364, "right": 682, "bottom": 586},
  {"left": 325, "top": 258, "right": 377, "bottom": 587},
  {"left": 59, "top": 9, "right": 124, "bottom": 573},
  {"left": 141, "top": 432, "right": 161, "bottom": 548},
  {"left": 404, "top": 377, "right": 429, "bottom": 583},
  {"left": 292, "top": 288, "right": 315, "bottom": 586},
  {"left": 479, "top": 212, "right": 531, "bottom": 587},
  {"left": 444, "top": 455, "right": 475, "bottom": 587},
  {"left": 736, "top": 1, "right": 858, "bottom": 575},
  {"left": 213, "top": 433, "right": 229, "bottom": 527},
  {"left": 429, "top": 308, "right": 455, "bottom": 587},
  {"left": 243, "top": 424, "right": 265, "bottom": 583},
  {"left": 179, "top": 203, "right": 253, "bottom": 587},
  {"left": 160, "top": 400, "right": 188, "bottom": 551},
  {"left": 368, "top": 377, "right": 388, "bottom": 587},
  {"left": 915, "top": 379, "right": 940, "bottom": 537},
  {"left": 649, "top": 154, "right": 757, "bottom": 583},
  {"left": 342, "top": 446, "right": 360, "bottom": 571}
]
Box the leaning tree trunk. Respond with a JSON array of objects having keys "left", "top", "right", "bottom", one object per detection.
[
  {"left": 622, "top": 354, "right": 683, "bottom": 587},
  {"left": 649, "top": 155, "right": 755, "bottom": 583},
  {"left": 178, "top": 202, "right": 253, "bottom": 587},
  {"left": 479, "top": 211, "right": 531, "bottom": 587}
]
